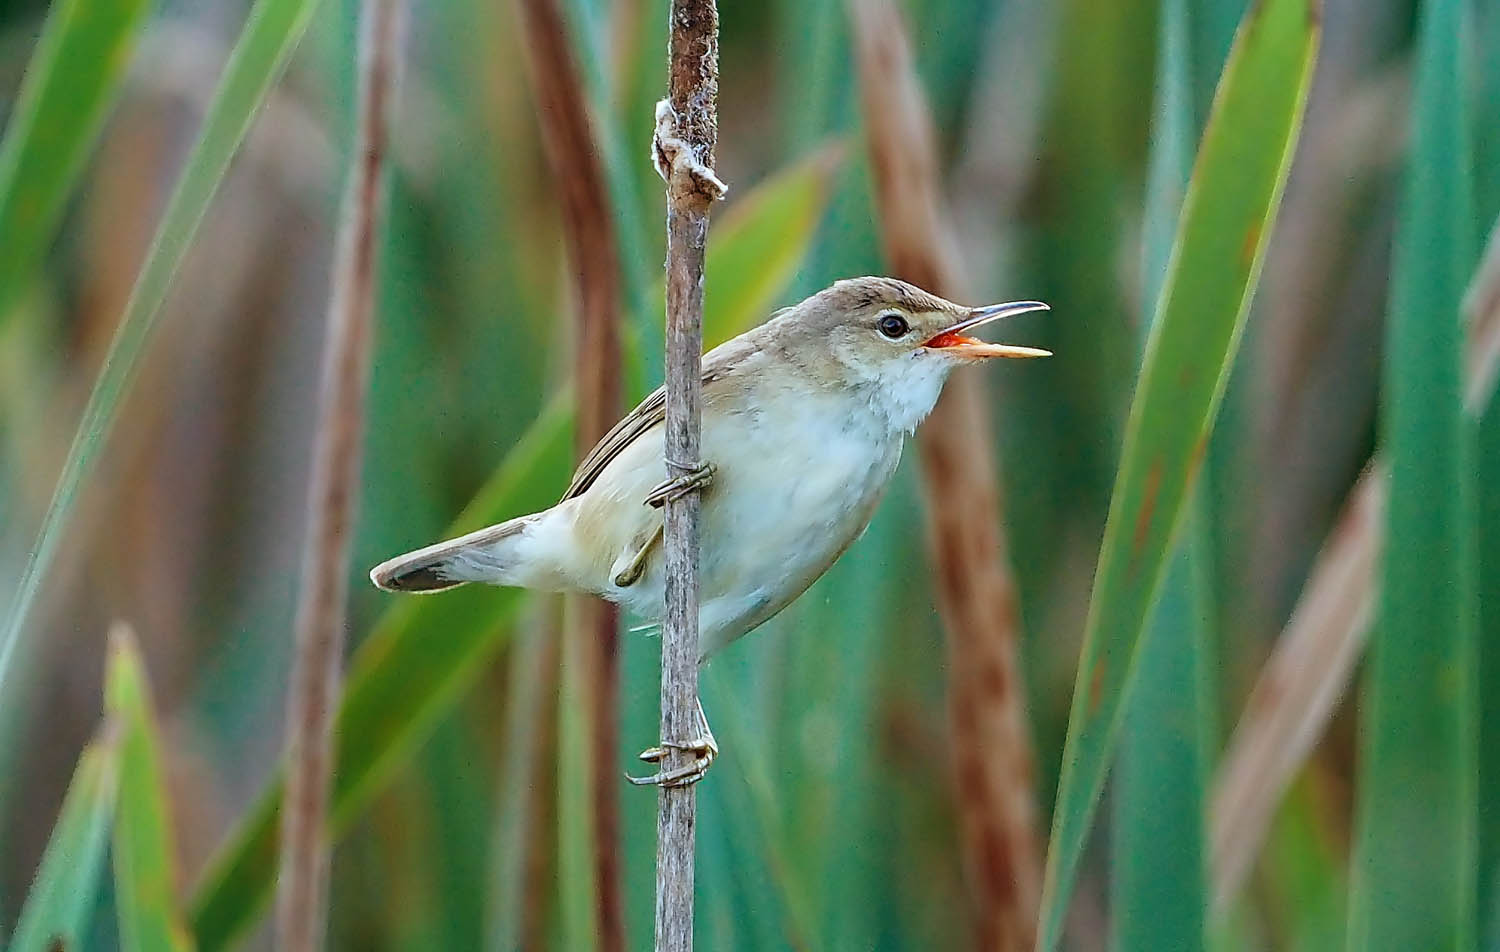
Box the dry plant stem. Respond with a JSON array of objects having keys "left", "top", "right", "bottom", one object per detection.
[
  {"left": 655, "top": 2, "right": 720, "bottom": 949},
  {"left": 515, "top": 0, "right": 626, "bottom": 946},
  {"left": 1463, "top": 216, "right": 1500, "bottom": 408},
  {"left": 1209, "top": 213, "right": 1500, "bottom": 913},
  {"left": 1208, "top": 470, "right": 1382, "bottom": 910},
  {"left": 275, "top": 0, "right": 405, "bottom": 949},
  {"left": 849, "top": 1, "right": 1042, "bottom": 948}
]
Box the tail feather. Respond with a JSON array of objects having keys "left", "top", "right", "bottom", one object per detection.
[{"left": 370, "top": 515, "right": 537, "bottom": 593}]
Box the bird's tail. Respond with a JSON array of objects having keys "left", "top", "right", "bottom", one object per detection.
[{"left": 369, "top": 513, "right": 544, "bottom": 594}]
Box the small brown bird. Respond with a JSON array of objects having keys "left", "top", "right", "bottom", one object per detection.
[{"left": 371, "top": 276, "right": 1048, "bottom": 783}]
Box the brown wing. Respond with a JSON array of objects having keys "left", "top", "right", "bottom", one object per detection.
[
  {"left": 561, "top": 386, "right": 667, "bottom": 500},
  {"left": 560, "top": 335, "right": 758, "bottom": 502}
]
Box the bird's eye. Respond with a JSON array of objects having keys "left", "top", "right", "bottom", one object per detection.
[{"left": 877, "top": 313, "right": 909, "bottom": 339}]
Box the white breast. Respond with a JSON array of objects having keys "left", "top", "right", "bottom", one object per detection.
[
  {"left": 593, "top": 379, "right": 910, "bottom": 656},
  {"left": 691, "top": 388, "right": 903, "bottom": 654}
]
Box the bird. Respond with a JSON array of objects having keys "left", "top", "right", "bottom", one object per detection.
[{"left": 370, "top": 276, "right": 1049, "bottom": 785}]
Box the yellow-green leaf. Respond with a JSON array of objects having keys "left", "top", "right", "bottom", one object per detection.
[
  {"left": 107, "top": 624, "right": 196, "bottom": 952},
  {"left": 1036, "top": 0, "right": 1319, "bottom": 946},
  {"left": 7, "top": 730, "right": 121, "bottom": 952}
]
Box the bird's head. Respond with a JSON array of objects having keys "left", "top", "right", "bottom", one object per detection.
[{"left": 776, "top": 276, "right": 1050, "bottom": 432}]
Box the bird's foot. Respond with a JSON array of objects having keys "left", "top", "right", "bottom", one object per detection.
[
  {"left": 626, "top": 735, "right": 718, "bottom": 788},
  {"left": 645, "top": 461, "right": 716, "bottom": 509},
  {"left": 627, "top": 700, "right": 718, "bottom": 788}
]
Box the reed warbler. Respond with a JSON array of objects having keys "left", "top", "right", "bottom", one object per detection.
[{"left": 371, "top": 276, "right": 1049, "bottom": 784}]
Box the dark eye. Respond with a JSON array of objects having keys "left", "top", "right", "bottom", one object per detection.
[{"left": 877, "top": 313, "right": 909, "bottom": 339}]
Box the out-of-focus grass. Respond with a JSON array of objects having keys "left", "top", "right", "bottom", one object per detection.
[
  {"left": 6, "top": 729, "right": 119, "bottom": 952},
  {"left": 1, "top": 0, "right": 1496, "bottom": 948},
  {"left": 1480, "top": 350, "right": 1500, "bottom": 944},
  {"left": 0, "top": 0, "right": 150, "bottom": 325},
  {"left": 1347, "top": 0, "right": 1478, "bottom": 947},
  {"left": 1262, "top": 776, "right": 1347, "bottom": 951},
  {"left": 1110, "top": 0, "right": 1212, "bottom": 948},
  {"left": 0, "top": 0, "right": 321, "bottom": 717},
  {"left": 106, "top": 626, "right": 193, "bottom": 952},
  {"left": 1481, "top": 441, "right": 1500, "bottom": 948},
  {"left": 1037, "top": 0, "right": 1318, "bottom": 945}
]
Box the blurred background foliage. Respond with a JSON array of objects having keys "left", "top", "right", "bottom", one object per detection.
[{"left": 0, "top": 0, "right": 1496, "bottom": 948}]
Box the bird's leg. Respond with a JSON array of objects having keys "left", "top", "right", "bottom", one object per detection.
[
  {"left": 644, "top": 460, "right": 716, "bottom": 509},
  {"left": 613, "top": 525, "right": 664, "bottom": 588},
  {"left": 627, "top": 699, "right": 718, "bottom": 788}
]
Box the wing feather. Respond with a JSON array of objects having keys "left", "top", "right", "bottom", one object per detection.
[
  {"left": 560, "top": 336, "right": 757, "bottom": 502},
  {"left": 561, "top": 386, "right": 667, "bottom": 500}
]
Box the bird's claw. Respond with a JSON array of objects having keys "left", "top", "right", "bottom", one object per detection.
[
  {"left": 637, "top": 733, "right": 719, "bottom": 764},
  {"left": 645, "top": 462, "right": 716, "bottom": 509},
  {"left": 627, "top": 735, "right": 718, "bottom": 788}
]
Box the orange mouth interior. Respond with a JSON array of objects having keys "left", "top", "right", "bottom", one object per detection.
[
  {"left": 923, "top": 332, "right": 1052, "bottom": 358},
  {"left": 925, "top": 330, "right": 981, "bottom": 349}
]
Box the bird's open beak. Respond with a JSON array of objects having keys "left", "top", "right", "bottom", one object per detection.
[{"left": 923, "top": 300, "right": 1052, "bottom": 358}]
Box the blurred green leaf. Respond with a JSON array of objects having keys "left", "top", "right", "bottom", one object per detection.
[
  {"left": 107, "top": 625, "right": 196, "bottom": 952},
  {"left": 1022, "top": 0, "right": 1153, "bottom": 553},
  {"left": 1347, "top": 0, "right": 1478, "bottom": 947},
  {"left": 703, "top": 662, "right": 823, "bottom": 948},
  {"left": 1479, "top": 381, "right": 1500, "bottom": 945},
  {"left": 485, "top": 620, "right": 557, "bottom": 951},
  {"left": 777, "top": 0, "right": 852, "bottom": 153},
  {"left": 1138, "top": 0, "right": 1196, "bottom": 300},
  {"left": 7, "top": 729, "right": 120, "bottom": 952},
  {"left": 189, "top": 401, "right": 567, "bottom": 952},
  {"left": 1262, "top": 776, "right": 1346, "bottom": 952},
  {"left": 188, "top": 154, "right": 837, "bottom": 951},
  {"left": 702, "top": 147, "right": 843, "bottom": 347},
  {"left": 335, "top": 403, "right": 572, "bottom": 825},
  {"left": 1111, "top": 5, "right": 1213, "bottom": 947},
  {"left": 1113, "top": 528, "right": 1213, "bottom": 952},
  {"left": 1035, "top": 0, "right": 1318, "bottom": 946},
  {"left": 1476, "top": 0, "right": 1500, "bottom": 224},
  {"left": 555, "top": 609, "right": 600, "bottom": 952},
  {"left": 0, "top": 0, "right": 321, "bottom": 715},
  {"left": 0, "top": 0, "right": 153, "bottom": 323}
]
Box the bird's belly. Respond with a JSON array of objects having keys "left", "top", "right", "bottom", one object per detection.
[
  {"left": 600, "top": 403, "right": 901, "bottom": 654},
  {"left": 692, "top": 416, "right": 900, "bottom": 653}
]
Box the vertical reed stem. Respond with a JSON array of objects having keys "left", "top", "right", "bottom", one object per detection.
[
  {"left": 515, "top": 0, "right": 626, "bottom": 945},
  {"left": 655, "top": 2, "right": 720, "bottom": 948},
  {"left": 275, "top": 1, "right": 405, "bottom": 948}
]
